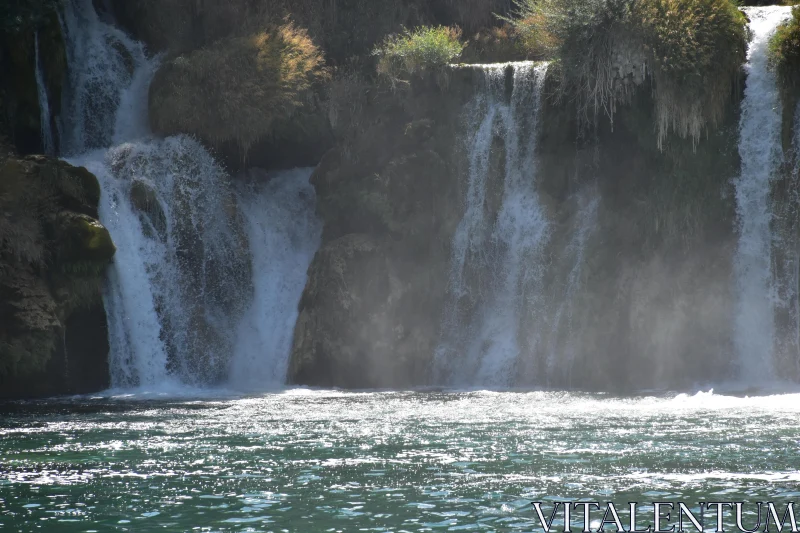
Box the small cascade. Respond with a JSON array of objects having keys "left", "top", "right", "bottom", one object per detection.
[
  {"left": 59, "top": 0, "right": 148, "bottom": 155},
  {"left": 229, "top": 169, "right": 322, "bottom": 389},
  {"left": 733, "top": 6, "right": 794, "bottom": 382},
  {"left": 34, "top": 32, "right": 55, "bottom": 155},
  {"left": 59, "top": 0, "right": 319, "bottom": 389},
  {"left": 544, "top": 188, "right": 599, "bottom": 385},
  {"left": 435, "top": 63, "right": 550, "bottom": 387}
]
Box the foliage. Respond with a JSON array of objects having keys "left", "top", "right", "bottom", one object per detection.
[
  {"left": 509, "top": 0, "right": 747, "bottom": 147},
  {"left": 374, "top": 26, "right": 465, "bottom": 82},
  {"left": 769, "top": 6, "right": 800, "bottom": 91},
  {"left": 149, "top": 23, "right": 328, "bottom": 155}
]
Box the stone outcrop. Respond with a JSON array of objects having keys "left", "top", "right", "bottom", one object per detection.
[
  {"left": 0, "top": 147, "right": 115, "bottom": 398},
  {"left": 289, "top": 72, "right": 475, "bottom": 388}
]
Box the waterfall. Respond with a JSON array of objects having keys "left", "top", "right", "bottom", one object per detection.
[
  {"left": 435, "top": 63, "right": 551, "bottom": 387},
  {"left": 544, "top": 187, "right": 599, "bottom": 385},
  {"left": 734, "top": 7, "right": 794, "bottom": 383},
  {"left": 228, "top": 169, "right": 322, "bottom": 389},
  {"left": 34, "top": 32, "right": 55, "bottom": 155},
  {"left": 59, "top": 0, "right": 319, "bottom": 389},
  {"left": 59, "top": 0, "right": 148, "bottom": 155}
]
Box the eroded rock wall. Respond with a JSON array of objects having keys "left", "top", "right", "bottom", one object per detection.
[{"left": 0, "top": 146, "right": 114, "bottom": 398}]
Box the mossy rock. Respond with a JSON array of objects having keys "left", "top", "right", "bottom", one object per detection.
[
  {"left": 56, "top": 211, "right": 116, "bottom": 264},
  {"left": 0, "top": 150, "right": 111, "bottom": 388}
]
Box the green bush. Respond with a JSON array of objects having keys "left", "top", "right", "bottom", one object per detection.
[
  {"left": 374, "top": 26, "right": 465, "bottom": 82},
  {"left": 769, "top": 6, "right": 800, "bottom": 91},
  {"left": 149, "top": 23, "right": 327, "bottom": 154},
  {"left": 509, "top": 0, "right": 747, "bottom": 148}
]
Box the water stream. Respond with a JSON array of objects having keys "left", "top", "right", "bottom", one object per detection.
[{"left": 59, "top": 0, "right": 319, "bottom": 390}]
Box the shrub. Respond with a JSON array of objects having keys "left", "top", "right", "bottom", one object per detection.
[
  {"left": 149, "top": 23, "right": 327, "bottom": 155},
  {"left": 769, "top": 6, "right": 800, "bottom": 92},
  {"left": 509, "top": 0, "right": 747, "bottom": 148},
  {"left": 374, "top": 26, "right": 465, "bottom": 82},
  {"left": 636, "top": 0, "right": 748, "bottom": 148}
]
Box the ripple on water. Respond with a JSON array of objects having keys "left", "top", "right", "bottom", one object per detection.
[{"left": 1, "top": 390, "right": 799, "bottom": 531}]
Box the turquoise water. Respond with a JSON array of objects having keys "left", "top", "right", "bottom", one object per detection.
[{"left": 1, "top": 389, "right": 800, "bottom": 532}]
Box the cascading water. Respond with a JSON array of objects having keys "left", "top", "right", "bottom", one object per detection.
[
  {"left": 733, "top": 6, "right": 794, "bottom": 383},
  {"left": 34, "top": 32, "right": 55, "bottom": 155},
  {"left": 435, "top": 63, "right": 551, "bottom": 387},
  {"left": 229, "top": 169, "right": 322, "bottom": 389},
  {"left": 59, "top": 0, "right": 148, "bottom": 155},
  {"left": 543, "top": 188, "right": 598, "bottom": 385},
  {"left": 59, "top": 0, "right": 319, "bottom": 389}
]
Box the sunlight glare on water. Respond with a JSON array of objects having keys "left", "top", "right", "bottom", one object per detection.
[{"left": 2, "top": 390, "right": 800, "bottom": 532}]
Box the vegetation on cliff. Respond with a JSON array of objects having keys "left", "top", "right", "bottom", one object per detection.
[
  {"left": 149, "top": 23, "right": 327, "bottom": 156},
  {"left": 111, "top": 0, "right": 512, "bottom": 62},
  {"left": 374, "top": 26, "right": 465, "bottom": 84},
  {"left": 510, "top": 0, "right": 747, "bottom": 147},
  {"left": 770, "top": 6, "right": 800, "bottom": 93}
]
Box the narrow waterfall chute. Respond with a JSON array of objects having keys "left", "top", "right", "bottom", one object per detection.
[
  {"left": 435, "top": 62, "right": 551, "bottom": 387},
  {"left": 228, "top": 169, "right": 322, "bottom": 390},
  {"left": 733, "top": 6, "right": 794, "bottom": 382},
  {"left": 34, "top": 31, "right": 55, "bottom": 155}
]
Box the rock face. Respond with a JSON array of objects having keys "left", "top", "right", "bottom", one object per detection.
[
  {"left": 289, "top": 73, "right": 474, "bottom": 388},
  {"left": 0, "top": 147, "right": 115, "bottom": 398}
]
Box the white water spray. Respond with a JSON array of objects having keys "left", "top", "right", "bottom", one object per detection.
[
  {"left": 733, "top": 7, "right": 794, "bottom": 382},
  {"left": 229, "top": 169, "right": 322, "bottom": 389},
  {"left": 59, "top": 0, "right": 320, "bottom": 389},
  {"left": 544, "top": 188, "right": 599, "bottom": 384},
  {"left": 435, "top": 63, "right": 551, "bottom": 387}
]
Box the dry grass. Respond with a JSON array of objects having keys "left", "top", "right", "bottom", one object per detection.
[{"left": 149, "top": 23, "right": 328, "bottom": 155}]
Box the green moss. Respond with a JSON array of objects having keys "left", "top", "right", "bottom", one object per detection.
[
  {"left": 56, "top": 212, "right": 116, "bottom": 265},
  {"left": 769, "top": 6, "right": 800, "bottom": 147},
  {"left": 374, "top": 26, "right": 465, "bottom": 83}
]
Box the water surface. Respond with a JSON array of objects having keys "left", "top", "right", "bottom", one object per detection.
[{"left": 1, "top": 389, "right": 799, "bottom": 532}]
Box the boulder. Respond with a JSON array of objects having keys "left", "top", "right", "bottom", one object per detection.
[{"left": 0, "top": 147, "right": 114, "bottom": 397}]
